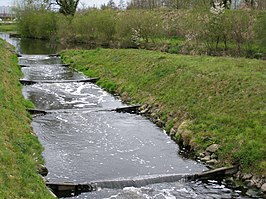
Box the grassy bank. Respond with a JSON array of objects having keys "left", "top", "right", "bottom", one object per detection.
[
  {"left": 0, "top": 23, "right": 17, "bottom": 32},
  {"left": 61, "top": 48, "right": 266, "bottom": 176},
  {"left": 0, "top": 39, "right": 53, "bottom": 198}
]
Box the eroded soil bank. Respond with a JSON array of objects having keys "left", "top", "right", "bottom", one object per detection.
[{"left": 61, "top": 48, "right": 266, "bottom": 194}]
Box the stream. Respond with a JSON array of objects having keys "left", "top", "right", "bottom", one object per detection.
[{"left": 1, "top": 33, "right": 252, "bottom": 199}]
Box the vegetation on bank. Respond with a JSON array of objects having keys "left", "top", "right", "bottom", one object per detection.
[
  {"left": 0, "top": 23, "right": 17, "bottom": 32},
  {"left": 0, "top": 39, "right": 53, "bottom": 198},
  {"left": 61, "top": 48, "right": 266, "bottom": 176},
  {"left": 17, "top": 8, "right": 266, "bottom": 59}
]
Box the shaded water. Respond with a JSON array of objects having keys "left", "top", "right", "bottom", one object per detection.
[
  {"left": 0, "top": 33, "right": 92, "bottom": 54},
  {"left": 0, "top": 33, "right": 254, "bottom": 198}
]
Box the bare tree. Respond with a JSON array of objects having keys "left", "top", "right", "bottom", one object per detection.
[
  {"left": 107, "top": 0, "right": 117, "bottom": 9},
  {"left": 257, "top": 0, "right": 266, "bottom": 9},
  {"left": 118, "top": 0, "right": 127, "bottom": 9},
  {"left": 127, "top": 0, "right": 235, "bottom": 9}
]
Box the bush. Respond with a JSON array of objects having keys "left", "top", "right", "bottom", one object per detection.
[
  {"left": 180, "top": 10, "right": 262, "bottom": 57},
  {"left": 57, "top": 10, "right": 116, "bottom": 45},
  {"left": 255, "top": 12, "right": 266, "bottom": 52},
  {"left": 226, "top": 11, "right": 257, "bottom": 57},
  {"left": 115, "top": 10, "right": 164, "bottom": 48},
  {"left": 18, "top": 9, "right": 57, "bottom": 40}
]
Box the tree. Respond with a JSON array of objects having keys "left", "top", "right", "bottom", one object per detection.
[
  {"left": 211, "top": 0, "right": 232, "bottom": 9},
  {"left": 55, "top": 0, "right": 80, "bottom": 15},
  {"left": 15, "top": 0, "right": 80, "bottom": 15},
  {"left": 107, "top": 0, "right": 117, "bottom": 9},
  {"left": 101, "top": 0, "right": 117, "bottom": 10},
  {"left": 257, "top": 0, "right": 266, "bottom": 9},
  {"left": 118, "top": 0, "right": 127, "bottom": 9},
  {"left": 127, "top": 0, "right": 232, "bottom": 10},
  {"left": 15, "top": 0, "right": 50, "bottom": 10}
]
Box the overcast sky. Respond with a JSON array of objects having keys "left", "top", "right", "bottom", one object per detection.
[{"left": 0, "top": 0, "right": 122, "bottom": 7}]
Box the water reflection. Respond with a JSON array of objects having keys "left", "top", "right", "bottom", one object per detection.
[
  {"left": 19, "top": 38, "right": 94, "bottom": 55},
  {"left": 0, "top": 33, "right": 94, "bottom": 55}
]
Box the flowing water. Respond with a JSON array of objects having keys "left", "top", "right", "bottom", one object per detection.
[{"left": 0, "top": 33, "right": 255, "bottom": 198}]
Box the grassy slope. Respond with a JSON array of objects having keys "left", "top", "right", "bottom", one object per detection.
[
  {"left": 61, "top": 48, "right": 266, "bottom": 176},
  {"left": 0, "top": 39, "right": 53, "bottom": 198}
]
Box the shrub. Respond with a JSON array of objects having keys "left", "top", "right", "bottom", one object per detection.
[
  {"left": 255, "top": 12, "right": 266, "bottom": 52},
  {"left": 226, "top": 11, "right": 257, "bottom": 57},
  {"left": 58, "top": 10, "right": 116, "bottom": 45},
  {"left": 115, "top": 10, "right": 164, "bottom": 48},
  {"left": 18, "top": 10, "right": 58, "bottom": 40}
]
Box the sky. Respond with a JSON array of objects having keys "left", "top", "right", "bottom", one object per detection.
[{"left": 0, "top": 0, "right": 122, "bottom": 7}]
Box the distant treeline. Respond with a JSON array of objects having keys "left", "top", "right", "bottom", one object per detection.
[
  {"left": 17, "top": 8, "right": 266, "bottom": 58},
  {"left": 126, "top": 0, "right": 266, "bottom": 10}
]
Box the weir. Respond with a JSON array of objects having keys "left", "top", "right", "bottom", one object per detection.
[
  {"left": 20, "top": 63, "right": 71, "bottom": 68},
  {"left": 0, "top": 33, "right": 248, "bottom": 199},
  {"left": 20, "top": 78, "right": 99, "bottom": 85},
  {"left": 26, "top": 105, "right": 141, "bottom": 116},
  {"left": 45, "top": 166, "right": 238, "bottom": 197}
]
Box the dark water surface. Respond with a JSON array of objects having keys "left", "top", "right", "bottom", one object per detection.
[{"left": 0, "top": 33, "right": 253, "bottom": 198}]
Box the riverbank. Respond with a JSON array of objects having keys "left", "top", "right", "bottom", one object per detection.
[
  {"left": 0, "top": 23, "right": 17, "bottom": 32},
  {"left": 0, "top": 39, "right": 54, "bottom": 198},
  {"left": 61, "top": 48, "right": 266, "bottom": 191}
]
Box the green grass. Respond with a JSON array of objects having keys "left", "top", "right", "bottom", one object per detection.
[
  {"left": 0, "top": 39, "right": 54, "bottom": 198},
  {"left": 61, "top": 48, "right": 266, "bottom": 176},
  {"left": 0, "top": 23, "right": 17, "bottom": 32}
]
